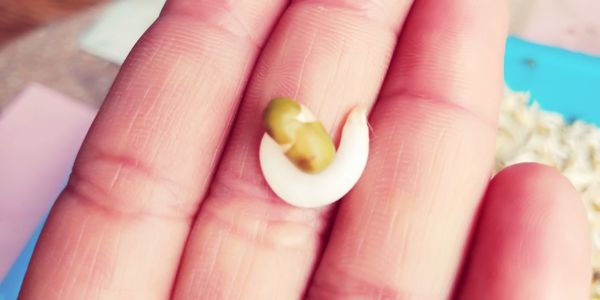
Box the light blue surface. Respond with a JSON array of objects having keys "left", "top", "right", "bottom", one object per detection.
[
  {"left": 1, "top": 36, "right": 600, "bottom": 300},
  {"left": 0, "top": 217, "right": 47, "bottom": 300},
  {"left": 504, "top": 37, "right": 600, "bottom": 125}
]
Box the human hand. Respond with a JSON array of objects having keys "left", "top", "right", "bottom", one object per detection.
[{"left": 20, "top": 0, "right": 591, "bottom": 299}]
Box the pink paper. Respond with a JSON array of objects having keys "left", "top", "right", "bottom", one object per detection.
[
  {"left": 513, "top": 0, "right": 600, "bottom": 56},
  {"left": 0, "top": 83, "right": 97, "bottom": 279}
]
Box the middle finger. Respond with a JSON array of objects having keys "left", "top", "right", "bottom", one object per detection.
[{"left": 173, "top": 0, "right": 413, "bottom": 299}]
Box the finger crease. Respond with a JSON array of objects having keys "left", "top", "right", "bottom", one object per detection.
[
  {"left": 380, "top": 87, "right": 498, "bottom": 130},
  {"left": 66, "top": 149, "right": 198, "bottom": 221}
]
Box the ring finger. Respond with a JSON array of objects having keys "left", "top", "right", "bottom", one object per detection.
[{"left": 309, "top": 0, "right": 508, "bottom": 298}]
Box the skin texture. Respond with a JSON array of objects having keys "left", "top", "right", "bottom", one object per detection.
[{"left": 19, "top": 0, "right": 591, "bottom": 299}]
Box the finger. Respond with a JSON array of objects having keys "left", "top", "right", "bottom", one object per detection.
[
  {"left": 20, "top": 1, "right": 286, "bottom": 299},
  {"left": 457, "top": 163, "right": 591, "bottom": 300},
  {"left": 309, "top": 0, "right": 508, "bottom": 298},
  {"left": 172, "top": 0, "right": 414, "bottom": 299}
]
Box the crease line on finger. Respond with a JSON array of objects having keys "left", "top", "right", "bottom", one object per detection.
[{"left": 379, "top": 87, "right": 499, "bottom": 130}]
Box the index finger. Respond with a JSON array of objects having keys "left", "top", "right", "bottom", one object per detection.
[{"left": 20, "top": 1, "right": 286, "bottom": 298}]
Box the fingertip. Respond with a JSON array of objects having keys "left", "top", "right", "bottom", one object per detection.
[
  {"left": 459, "top": 163, "right": 591, "bottom": 300},
  {"left": 492, "top": 163, "right": 579, "bottom": 197},
  {"left": 490, "top": 163, "right": 590, "bottom": 242}
]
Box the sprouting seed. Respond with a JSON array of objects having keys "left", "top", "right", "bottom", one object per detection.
[{"left": 259, "top": 97, "right": 370, "bottom": 208}]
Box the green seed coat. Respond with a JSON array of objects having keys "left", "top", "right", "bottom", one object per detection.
[{"left": 263, "top": 97, "right": 336, "bottom": 173}]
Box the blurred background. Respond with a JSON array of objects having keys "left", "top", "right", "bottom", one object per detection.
[
  {"left": 0, "top": 0, "right": 599, "bottom": 109},
  {"left": 1, "top": 0, "right": 599, "bottom": 299},
  {"left": 1, "top": 0, "right": 600, "bottom": 51}
]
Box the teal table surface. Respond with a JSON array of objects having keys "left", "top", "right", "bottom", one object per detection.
[{"left": 505, "top": 37, "right": 600, "bottom": 125}]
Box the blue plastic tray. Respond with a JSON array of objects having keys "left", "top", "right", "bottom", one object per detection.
[
  {"left": 1, "top": 36, "right": 600, "bottom": 300},
  {"left": 505, "top": 37, "right": 600, "bottom": 124},
  {"left": 0, "top": 220, "right": 46, "bottom": 300}
]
